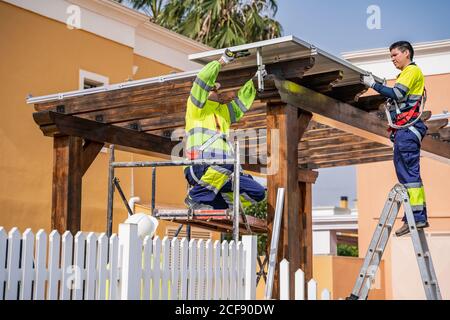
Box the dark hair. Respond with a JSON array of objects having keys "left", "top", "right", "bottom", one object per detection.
[{"left": 389, "top": 41, "right": 414, "bottom": 60}]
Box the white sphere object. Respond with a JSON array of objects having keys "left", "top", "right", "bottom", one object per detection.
[{"left": 124, "top": 213, "right": 159, "bottom": 239}]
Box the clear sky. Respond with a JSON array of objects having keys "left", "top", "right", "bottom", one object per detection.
[
  {"left": 275, "top": 0, "right": 450, "bottom": 208},
  {"left": 277, "top": 0, "right": 450, "bottom": 56}
]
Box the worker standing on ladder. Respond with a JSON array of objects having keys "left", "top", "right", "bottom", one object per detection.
[
  {"left": 183, "top": 49, "right": 266, "bottom": 210},
  {"left": 362, "top": 41, "right": 429, "bottom": 237}
]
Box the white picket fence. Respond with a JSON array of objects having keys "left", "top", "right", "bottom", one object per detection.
[
  {"left": 279, "top": 259, "right": 331, "bottom": 300},
  {"left": 0, "top": 224, "right": 257, "bottom": 300}
]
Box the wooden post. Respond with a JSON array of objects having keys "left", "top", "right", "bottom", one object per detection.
[
  {"left": 298, "top": 180, "right": 313, "bottom": 284},
  {"left": 297, "top": 109, "right": 315, "bottom": 287},
  {"left": 266, "top": 104, "right": 313, "bottom": 299},
  {"left": 51, "top": 137, "right": 103, "bottom": 235},
  {"left": 52, "top": 136, "right": 83, "bottom": 235}
]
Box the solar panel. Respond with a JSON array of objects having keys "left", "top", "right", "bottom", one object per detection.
[
  {"left": 189, "top": 35, "right": 381, "bottom": 86},
  {"left": 27, "top": 35, "right": 380, "bottom": 104}
]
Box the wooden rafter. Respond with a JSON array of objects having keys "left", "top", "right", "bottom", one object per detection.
[
  {"left": 33, "top": 111, "right": 177, "bottom": 158},
  {"left": 275, "top": 78, "right": 450, "bottom": 163}
]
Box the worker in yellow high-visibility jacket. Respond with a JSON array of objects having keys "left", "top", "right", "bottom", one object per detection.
[
  {"left": 184, "top": 49, "right": 266, "bottom": 210},
  {"left": 363, "top": 41, "right": 428, "bottom": 237}
]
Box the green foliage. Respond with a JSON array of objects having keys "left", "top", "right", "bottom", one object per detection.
[
  {"left": 245, "top": 199, "right": 267, "bottom": 256},
  {"left": 118, "top": 0, "right": 283, "bottom": 48},
  {"left": 245, "top": 198, "right": 267, "bottom": 219},
  {"left": 337, "top": 244, "right": 358, "bottom": 257}
]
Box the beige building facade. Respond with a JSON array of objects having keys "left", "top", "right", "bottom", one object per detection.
[{"left": 0, "top": 0, "right": 211, "bottom": 237}]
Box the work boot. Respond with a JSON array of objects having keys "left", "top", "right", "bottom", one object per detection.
[
  {"left": 417, "top": 221, "right": 430, "bottom": 229},
  {"left": 395, "top": 221, "right": 430, "bottom": 237},
  {"left": 184, "top": 196, "right": 213, "bottom": 211}
]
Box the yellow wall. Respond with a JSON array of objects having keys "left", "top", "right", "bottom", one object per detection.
[
  {"left": 314, "top": 256, "right": 334, "bottom": 298},
  {"left": 314, "top": 256, "right": 385, "bottom": 300},
  {"left": 357, "top": 73, "right": 450, "bottom": 299},
  {"left": 133, "top": 54, "right": 178, "bottom": 80},
  {"left": 130, "top": 153, "right": 187, "bottom": 208},
  {"left": 0, "top": 2, "right": 185, "bottom": 235}
]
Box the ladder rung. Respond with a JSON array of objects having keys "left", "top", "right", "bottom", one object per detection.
[{"left": 350, "top": 184, "right": 441, "bottom": 300}]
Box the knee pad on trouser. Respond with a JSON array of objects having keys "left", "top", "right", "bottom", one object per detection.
[
  {"left": 198, "top": 166, "right": 232, "bottom": 195},
  {"left": 403, "top": 182, "right": 427, "bottom": 222},
  {"left": 221, "top": 192, "right": 259, "bottom": 210}
]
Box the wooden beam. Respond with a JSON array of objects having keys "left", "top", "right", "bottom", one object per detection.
[
  {"left": 300, "top": 154, "right": 393, "bottom": 169},
  {"left": 81, "top": 140, "right": 104, "bottom": 176},
  {"left": 33, "top": 111, "right": 177, "bottom": 158},
  {"left": 299, "top": 146, "right": 392, "bottom": 162},
  {"left": 230, "top": 124, "right": 357, "bottom": 148},
  {"left": 439, "top": 127, "right": 450, "bottom": 141},
  {"left": 299, "top": 141, "right": 387, "bottom": 158},
  {"left": 327, "top": 83, "right": 368, "bottom": 103},
  {"left": 52, "top": 136, "right": 83, "bottom": 235},
  {"left": 352, "top": 94, "right": 386, "bottom": 112},
  {"left": 298, "top": 169, "right": 318, "bottom": 184},
  {"left": 294, "top": 70, "right": 343, "bottom": 93},
  {"left": 299, "top": 135, "right": 367, "bottom": 150},
  {"left": 275, "top": 78, "right": 450, "bottom": 163},
  {"left": 113, "top": 102, "right": 267, "bottom": 133},
  {"left": 266, "top": 104, "right": 312, "bottom": 299},
  {"left": 426, "top": 119, "right": 449, "bottom": 134},
  {"left": 34, "top": 58, "right": 314, "bottom": 117},
  {"left": 298, "top": 110, "right": 313, "bottom": 142},
  {"left": 241, "top": 164, "right": 319, "bottom": 184},
  {"left": 421, "top": 111, "right": 432, "bottom": 122},
  {"left": 301, "top": 128, "right": 349, "bottom": 140}
]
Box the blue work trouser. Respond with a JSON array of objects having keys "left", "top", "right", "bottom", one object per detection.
[
  {"left": 393, "top": 120, "right": 428, "bottom": 223},
  {"left": 184, "top": 165, "right": 266, "bottom": 209}
]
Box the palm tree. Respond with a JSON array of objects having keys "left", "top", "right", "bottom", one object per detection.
[
  {"left": 117, "top": 0, "right": 283, "bottom": 48},
  {"left": 117, "top": 0, "right": 164, "bottom": 22}
]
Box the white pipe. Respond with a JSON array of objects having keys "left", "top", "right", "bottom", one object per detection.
[
  {"left": 127, "top": 197, "right": 141, "bottom": 217},
  {"left": 130, "top": 154, "right": 135, "bottom": 197}
]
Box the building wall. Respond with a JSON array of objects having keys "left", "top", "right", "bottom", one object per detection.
[
  {"left": 391, "top": 233, "right": 450, "bottom": 299},
  {"left": 0, "top": 2, "right": 188, "bottom": 234},
  {"left": 255, "top": 256, "right": 385, "bottom": 300},
  {"left": 357, "top": 72, "right": 450, "bottom": 299}
]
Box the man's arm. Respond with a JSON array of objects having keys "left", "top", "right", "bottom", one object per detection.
[
  {"left": 373, "top": 82, "right": 407, "bottom": 101},
  {"left": 189, "top": 61, "right": 222, "bottom": 109},
  {"left": 226, "top": 80, "right": 257, "bottom": 124},
  {"left": 225, "top": 70, "right": 265, "bottom": 124},
  {"left": 189, "top": 49, "right": 239, "bottom": 110},
  {"left": 362, "top": 73, "right": 407, "bottom": 101}
]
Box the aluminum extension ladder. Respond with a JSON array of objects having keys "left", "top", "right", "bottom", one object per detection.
[{"left": 348, "top": 184, "right": 441, "bottom": 300}]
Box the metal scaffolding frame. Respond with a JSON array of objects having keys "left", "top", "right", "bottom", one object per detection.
[{"left": 106, "top": 141, "right": 242, "bottom": 242}]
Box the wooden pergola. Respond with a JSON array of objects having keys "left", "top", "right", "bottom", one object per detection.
[{"left": 29, "top": 36, "right": 450, "bottom": 298}]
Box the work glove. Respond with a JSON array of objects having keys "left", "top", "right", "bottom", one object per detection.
[
  {"left": 220, "top": 49, "right": 250, "bottom": 64},
  {"left": 220, "top": 49, "right": 236, "bottom": 64},
  {"left": 361, "top": 73, "right": 376, "bottom": 88}
]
